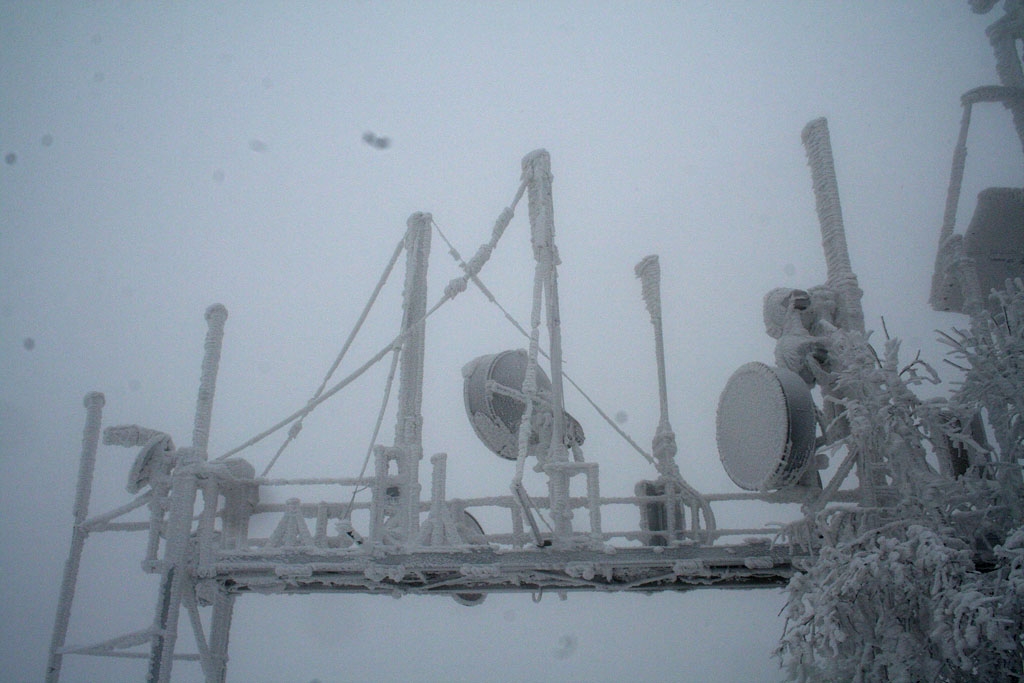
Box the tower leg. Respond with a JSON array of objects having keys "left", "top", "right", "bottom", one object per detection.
[
  {"left": 147, "top": 454, "right": 200, "bottom": 683},
  {"left": 207, "top": 585, "right": 235, "bottom": 683},
  {"left": 46, "top": 392, "right": 105, "bottom": 683}
]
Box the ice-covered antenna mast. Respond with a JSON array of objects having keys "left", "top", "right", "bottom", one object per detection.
[
  {"left": 513, "top": 149, "right": 579, "bottom": 542},
  {"left": 635, "top": 255, "right": 677, "bottom": 475},
  {"left": 193, "top": 304, "right": 228, "bottom": 459},
  {"left": 45, "top": 392, "right": 105, "bottom": 683},
  {"left": 635, "top": 255, "right": 715, "bottom": 541},
  {"left": 149, "top": 303, "right": 229, "bottom": 682},
  {"left": 386, "top": 212, "right": 432, "bottom": 540},
  {"left": 802, "top": 118, "right": 865, "bottom": 333},
  {"left": 523, "top": 149, "right": 568, "bottom": 457}
]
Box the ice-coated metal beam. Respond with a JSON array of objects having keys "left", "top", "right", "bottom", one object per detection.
[
  {"left": 46, "top": 392, "right": 105, "bottom": 683},
  {"left": 212, "top": 543, "right": 806, "bottom": 596}
]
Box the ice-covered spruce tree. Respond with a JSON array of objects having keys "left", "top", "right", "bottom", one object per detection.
[{"left": 775, "top": 283, "right": 1024, "bottom": 682}]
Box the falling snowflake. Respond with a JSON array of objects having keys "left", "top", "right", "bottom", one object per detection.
[
  {"left": 553, "top": 634, "right": 578, "bottom": 660},
  {"left": 362, "top": 131, "right": 390, "bottom": 149}
]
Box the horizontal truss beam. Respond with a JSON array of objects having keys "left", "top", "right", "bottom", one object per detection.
[{"left": 215, "top": 543, "right": 807, "bottom": 596}]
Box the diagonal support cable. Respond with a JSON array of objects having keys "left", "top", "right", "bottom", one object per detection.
[
  {"left": 433, "top": 217, "right": 655, "bottom": 467},
  {"left": 257, "top": 237, "right": 406, "bottom": 475}
]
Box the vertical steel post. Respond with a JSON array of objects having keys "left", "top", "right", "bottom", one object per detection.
[
  {"left": 802, "top": 119, "right": 887, "bottom": 505},
  {"left": 193, "top": 304, "right": 228, "bottom": 460},
  {"left": 393, "top": 213, "right": 431, "bottom": 540},
  {"left": 45, "top": 391, "right": 105, "bottom": 683},
  {"left": 635, "top": 255, "right": 680, "bottom": 477},
  {"left": 427, "top": 453, "right": 447, "bottom": 546},
  {"left": 523, "top": 150, "right": 572, "bottom": 539},
  {"left": 801, "top": 118, "right": 864, "bottom": 334},
  {"left": 148, "top": 305, "right": 228, "bottom": 681},
  {"left": 207, "top": 587, "right": 235, "bottom": 683},
  {"left": 147, "top": 451, "right": 200, "bottom": 683}
]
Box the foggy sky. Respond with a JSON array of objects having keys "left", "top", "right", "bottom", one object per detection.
[{"left": 2, "top": 2, "right": 1022, "bottom": 681}]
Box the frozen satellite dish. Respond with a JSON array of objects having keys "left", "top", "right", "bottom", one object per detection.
[
  {"left": 716, "top": 362, "right": 816, "bottom": 491},
  {"left": 453, "top": 511, "right": 487, "bottom": 606},
  {"left": 463, "top": 349, "right": 584, "bottom": 460}
]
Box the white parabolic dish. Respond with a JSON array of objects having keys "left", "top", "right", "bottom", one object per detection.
[{"left": 716, "top": 362, "right": 816, "bottom": 491}]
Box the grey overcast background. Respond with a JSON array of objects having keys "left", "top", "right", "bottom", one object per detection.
[{"left": 2, "top": 2, "right": 1022, "bottom": 681}]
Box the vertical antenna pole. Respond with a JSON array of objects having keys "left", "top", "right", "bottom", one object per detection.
[
  {"left": 46, "top": 391, "right": 105, "bottom": 683},
  {"left": 523, "top": 149, "right": 572, "bottom": 539},
  {"left": 802, "top": 118, "right": 890, "bottom": 504},
  {"left": 635, "top": 255, "right": 680, "bottom": 476},
  {"left": 801, "top": 118, "right": 865, "bottom": 334},
  {"left": 193, "top": 304, "right": 228, "bottom": 459},
  {"left": 939, "top": 102, "right": 974, "bottom": 249},
  {"left": 393, "top": 212, "right": 431, "bottom": 539},
  {"left": 930, "top": 101, "right": 975, "bottom": 312},
  {"left": 150, "top": 305, "right": 226, "bottom": 681}
]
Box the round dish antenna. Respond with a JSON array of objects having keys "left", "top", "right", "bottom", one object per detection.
[
  {"left": 463, "top": 349, "right": 584, "bottom": 460},
  {"left": 453, "top": 511, "right": 487, "bottom": 606},
  {"left": 716, "top": 362, "right": 816, "bottom": 491}
]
